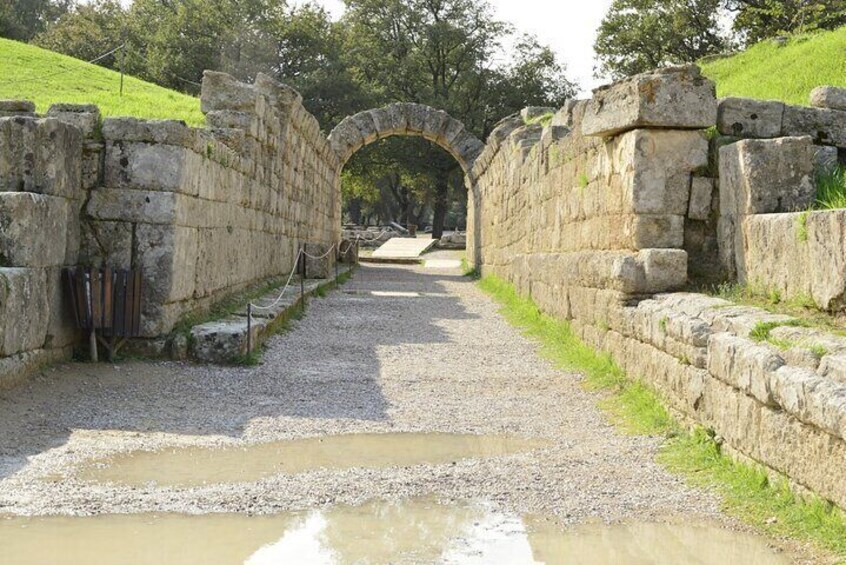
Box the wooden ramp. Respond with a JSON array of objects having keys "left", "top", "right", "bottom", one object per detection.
[{"left": 371, "top": 237, "right": 437, "bottom": 260}]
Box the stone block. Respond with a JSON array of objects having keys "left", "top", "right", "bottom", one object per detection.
[
  {"left": 818, "top": 354, "right": 846, "bottom": 385},
  {"left": 44, "top": 266, "right": 78, "bottom": 349},
  {"left": 807, "top": 210, "right": 846, "bottom": 311},
  {"left": 190, "top": 316, "right": 263, "bottom": 364},
  {"left": 707, "top": 333, "right": 783, "bottom": 406},
  {"left": 86, "top": 189, "right": 178, "bottom": 224},
  {"left": 0, "top": 268, "right": 49, "bottom": 356},
  {"left": 101, "top": 118, "right": 194, "bottom": 146},
  {"left": 628, "top": 215, "right": 685, "bottom": 249},
  {"left": 520, "top": 106, "right": 554, "bottom": 122},
  {"left": 104, "top": 142, "right": 188, "bottom": 192},
  {"left": 205, "top": 110, "right": 252, "bottom": 130},
  {"left": 0, "top": 100, "right": 35, "bottom": 116},
  {"left": 688, "top": 177, "right": 714, "bottom": 220},
  {"left": 254, "top": 73, "right": 302, "bottom": 111},
  {"left": 719, "top": 136, "right": 816, "bottom": 217},
  {"left": 0, "top": 193, "right": 70, "bottom": 267},
  {"left": 582, "top": 65, "right": 717, "bottom": 138},
  {"left": 0, "top": 117, "right": 83, "bottom": 198},
  {"left": 782, "top": 105, "right": 846, "bottom": 147},
  {"left": 79, "top": 221, "right": 133, "bottom": 268},
  {"left": 622, "top": 129, "right": 708, "bottom": 215},
  {"left": 200, "top": 71, "right": 257, "bottom": 114},
  {"left": 810, "top": 86, "right": 846, "bottom": 111},
  {"left": 47, "top": 103, "right": 100, "bottom": 138},
  {"left": 717, "top": 98, "right": 784, "bottom": 138}
]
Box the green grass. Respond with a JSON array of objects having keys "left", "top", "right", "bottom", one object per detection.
[
  {"left": 816, "top": 167, "right": 846, "bottom": 210},
  {"left": 701, "top": 27, "right": 846, "bottom": 106},
  {"left": 523, "top": 112, "right": 554, "bottom": 127},
  {"left": 711, "top": 281, "right": 846, "bottom": 335},
  {"left": 0, "top": 38, "right": 203, "bottom": 125},
  {"left": 478, "top": 274, "right": 846, "bottom": 560},
  {"left": 661, "top": 431, "right": 846, "bottom": 558}
]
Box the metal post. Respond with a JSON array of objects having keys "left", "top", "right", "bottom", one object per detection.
[
  {"left": 119, "top": 44, "right": 125, "bottom": 97},
  {"left": 334, "top": 243, "right": 339, "bottom": 282},
  {"left": 246, "top": 303, "right": 252, "bottom": 353},
  {"left": 300, "top": 245, "right": 306, "bottom": 313}
]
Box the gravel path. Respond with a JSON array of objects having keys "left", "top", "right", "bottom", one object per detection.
[{"left": 0, "top": 262, "right": 747, "bottom": 531}]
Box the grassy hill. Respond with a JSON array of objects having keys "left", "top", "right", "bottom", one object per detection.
[
  {"left": 0, "top": 38, "right": 203, "bottom": 125},
  {"left": 701, "top": 27, "right": 846, "bottom": 106}
]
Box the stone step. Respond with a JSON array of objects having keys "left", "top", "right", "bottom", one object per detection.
[
  {"left": 371, "top": 237, "right": 437, "bottom": 259},
  {"left": 189, "top": 266, "right": 353, "bottom": 364}
]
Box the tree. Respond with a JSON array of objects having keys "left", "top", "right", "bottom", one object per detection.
[
  {"left": 340, "top": 0, "right": 574, "bottom": 238},
  {"left": 725, "top": 0, "right": 846, "bottom": 45},
  {"left": 33, "top": 0, "right": 127, "bottom": 66},
  {"left": 0, "top": 0, "right": 69, "bottom": 41},
  {"left": 594, "top": 0, "right": 729, "bottom": 79}
]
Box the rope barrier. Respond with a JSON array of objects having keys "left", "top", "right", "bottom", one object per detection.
[
  {"left": 301, "top": 244, "right": 337, "bottom": 261},
  {"left": 0, "top": 43, "right": 127, "bottom": 85},
  {"left": 249, "top": 248, "right": 305, "bottom": 311}
]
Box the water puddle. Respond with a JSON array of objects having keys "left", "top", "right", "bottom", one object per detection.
[
  {"left": 0, "top": 498, "right": 788, "bottom": 564},
  {"left": 81, "top": 433, "right": 548, "bottom": 487}
]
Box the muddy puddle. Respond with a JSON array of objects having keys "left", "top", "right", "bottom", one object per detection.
[
  {"left": 0, "top": 498, "right": 788, "bottom": 564},
  {"left": 81, "top": 433, "right": 549, "bottom": 487}
]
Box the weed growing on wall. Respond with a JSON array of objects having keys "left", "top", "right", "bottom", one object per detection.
[
  {"left": 478, "top": 274, "right": 846, "bottom": 560},
  {"left": 815, "top": 166, "right": 846, "bottom": 210}
]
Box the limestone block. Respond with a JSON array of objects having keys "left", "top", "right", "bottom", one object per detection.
[
  {"left": 82, "top": 141, "right": 104, "bottom": 190},
  {"left": 104, "top": 142, "right": 188, "bottom": 193},
  {"left": 688, "top": 177, "right": 714, "bottom": 220},
  {"left": 87, "top": 189, "right": 178, "bottom": 224},
  {"left": 717, "top": 98, "right": 784, "bottom": 138},
  {"left": 815, "top": 144, "right": 839, "bottom": 177},
  {"left": 719, "top": 136, "right": 816, "bottom": 217},
  {"left": 582, "top": 65, "right": 717, "bottom": 138},
  {"left": 628, "top": 214, "right": 685, "bottom": 249},
  {"left": 0, "top": 100, "right": 35, "bottom": 116},
  {"left": 101, "top": 118, "right": 194, "bottom": 147},
  {"left": 134, "top": 224, "right": 198, "bottom": 336},
  {"left": 0, "top": 117, "right": 83, "bottom": 198},
  {"left": 807, "top": 210, "right": 846, "bottom": 311},
  {"left": 707, "top": 332, "right": 783, "bottom": 405},
  {"left": 79, "top": 221, "right": 133, "bottom": 268},
  {"left": 205, "top": 110, "right": 252, "bottom": 130},
  {"left": 818, "top": 354, "right": 846, "bottom": 385},
  {"left": 190, "top": 315, "right": 266, "bottom": 364},
  {"left": 622, "top": 129, "right": 708, "bottom": 215},
  {"left": 46, "top": 103, "right": 100, "bottom": 138},
  {"left": 741, "top": 214, "right": 812, "bottom": 299},
  {"left": 201, "top": 71, "right": 257, "bottom": 114},
  {"left": 0, "top": 193, "right": 70, "bottom": 267},
  {"left": 0, "top": 268, "right": 49, "bottom": 356},
  {"left": 810, "top": 86, "right": 846, "bottom": 111},
  {"left": 782, "top": 105, "right": 846, "bottom": 147},
  {"left": 254, "top": 73, "right": 302, "bottom": 111}
]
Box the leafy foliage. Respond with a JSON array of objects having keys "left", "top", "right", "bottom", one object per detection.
[
  {"left": 595, "top": 0, "right": 729, "bottom": 79},
  {"left": 726, "top": 0, "right": 846, "bottom": 45}
]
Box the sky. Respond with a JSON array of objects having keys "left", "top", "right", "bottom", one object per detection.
[{"left": 297, "top": 0, "right": 615, "bottom": 95}]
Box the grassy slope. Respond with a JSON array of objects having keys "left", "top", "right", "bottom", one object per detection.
[
  {"left": 0, "top": 38, "right": 203, "bottom": 125},
  {"left": 701, "top": 27, "right": 846, "bottom": 106}
]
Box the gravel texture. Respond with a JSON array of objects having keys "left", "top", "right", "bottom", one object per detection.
[{"left": 0, "top": 261, "right": 807, "bottom": 558}]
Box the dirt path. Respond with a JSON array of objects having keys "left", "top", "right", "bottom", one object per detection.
[{"left": 0, "top": 262, "right": 726, "bottom": 524}]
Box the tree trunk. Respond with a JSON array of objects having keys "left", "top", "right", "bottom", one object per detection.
[{"left": 432, "top": 168, "right": 449, "bottom": 239}]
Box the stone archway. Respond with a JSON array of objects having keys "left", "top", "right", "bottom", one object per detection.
[{"left": 327, "top": 103, "right": 484, "bottom": 174}]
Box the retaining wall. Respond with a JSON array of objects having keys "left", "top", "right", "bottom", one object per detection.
[
  {"left": 471, "top": 66, "right": 846, "bottom": 510},
  {"left": 0, "top": 71, "right": 340, "bottom": 385}
]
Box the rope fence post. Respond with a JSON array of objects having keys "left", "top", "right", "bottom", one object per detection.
[
  {"left": 334, "top": 242, "right": 339, "bottom": 282},
  {"left": 300, "top": 244, "right": 306, "bottom": 314},
  {"left": 246, "top": 302, "right": 252, "bottom": 354}
]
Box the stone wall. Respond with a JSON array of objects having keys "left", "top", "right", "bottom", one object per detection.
[
  {"left": 0, "top": 102, "right": 86, "bottom": 388},
  {"left": 0, "top": 71, "right": 340, "bottom": 384},
  {"left": 471, "top": 67, "right": 846, "bottom": 511},
  {"left": 716, "top": 91, "right": 846, "bottom": 311},
  {"left": 81, "top": 72, "right": 339, "bottom": 337}
]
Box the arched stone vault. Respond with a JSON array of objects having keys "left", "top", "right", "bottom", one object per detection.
[{"left": 327, "top": 103, "right": 485, "bottom": 174}]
